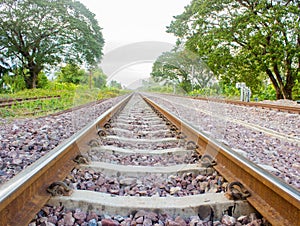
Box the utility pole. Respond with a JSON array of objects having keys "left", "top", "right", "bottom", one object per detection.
[{"left": 89, "top": 69, "right": 92, "bottom": 89}]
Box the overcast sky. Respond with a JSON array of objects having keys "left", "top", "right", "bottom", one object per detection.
[{"left": 79, "top": 0, "right": 190, "bottom": 87}]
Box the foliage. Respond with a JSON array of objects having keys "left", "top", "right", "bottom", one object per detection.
[
  {"left": 97, "top": 87, "right": 127, "bottom": 99},
  {"left": 146, "top": 85, "right": 175, "bottom": 94},
  {"left": 1, "top": 70, "right": 49, "bottom": 92},
  {"left": 56, "top": 65, "right": 107, "bottom": 89},
  {"left": 189, "top": 84, "right": 223, "bottom": 97},
  {"left": 56, "top": 63, "right": 87, "bottom": 85},
  {"left": 151, "top": 50, "right": 217, "bottom": 93},
  {"left": 292, "top": 76, "right": 300, "bottom": 100},
  {"left": 0, "top": 84, "right": 73, "bottom": 117},
  {"left": 109, "top": 80, "right": 122, "bottom": 89},
  {"left": 137, "top": 78, "right": 185, "bottom": 94},
  {"left": 221, "top": 84, "right": 240, "bottom": 98},
  {"left": 36, "top": 71, "right": 49, "bottom": 88},
  {"left": 167, "top": 0, "right": 300, "bottom": 100},
  {"left": 252, "top": 84, "right": 277, "bottom": 101},
  {"left": 2, "top": 73, "right": 26, "bottom": 93},
  {"left": 0, "top": 0, "right": 104, "bottom": 89},
  {"left": 91, "top": 67, "right": 107, "bottom": 89},
  {"left": 0, "top": 81, "right": 127, "bottom": 118},
  {"left": 46, "top": 81, "right": 78, "bottom": 92}
]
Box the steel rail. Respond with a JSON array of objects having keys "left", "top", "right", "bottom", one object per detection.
[
  {"left": 144, "top": 96, "right": 300, "bottom": 226},
  {"left": 192, "top": 96, "right": 300, "bottom": 114},
  {"left": 0, "top": 95, "right": 61, "bottom": 108},
  {"left": 0, "top": 95, "right": 61, "bottom": 103},
  {"left": 0, "top": 94, "right": 132, "bottom": 226}
]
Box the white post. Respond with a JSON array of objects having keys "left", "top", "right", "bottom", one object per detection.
[{"left": 236, "top": 82, "right": 246, "bottom": 101}]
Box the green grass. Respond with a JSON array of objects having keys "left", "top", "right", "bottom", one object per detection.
[{"left": 0, "top": 82, "right": 129, "bottom": 118}]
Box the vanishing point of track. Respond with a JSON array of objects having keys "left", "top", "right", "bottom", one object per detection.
[{"left": 0, "top": 93, "right": 299, "bottom": 225}]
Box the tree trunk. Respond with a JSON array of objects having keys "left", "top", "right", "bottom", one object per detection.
[
  {"left": 25, "top": 62, "right": 41, "bottom": 89},
  {"left": 265, "top": 68, "right": 284, "bottom": 99},
  {"left": 283, "top": 80, "right": 294, "bottom": 100},
  {"left": 283, "top": 58, "right": 295, "bottom": 100},
  {"left": 284, "top": 87, "right": 293, "bottom": 100},
  {"left": 273, "top": 63, "right": 289, "bottom": 99},
  {"left": 24, "top": 75, "right": 33, "bottom": 89},
  {"left": 25, "top": 72, "right": 38, "bottom": 89},
  {"left": 275, "top": 90, "right": 284, "bottom": 99}
]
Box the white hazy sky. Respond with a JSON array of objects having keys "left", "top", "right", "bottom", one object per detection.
[{"left": 79, "top": 0, "right": 190, "bottom": 87}]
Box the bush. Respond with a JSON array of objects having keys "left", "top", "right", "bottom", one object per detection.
[
  {"left": 2, "top": 73, "right": 26, "bottom": 92},
  {"left": 252, "top": 84, "right": 276, "bottom": 101},
  {"left": 292, "top": 78, "right": 300, "bottom": 100},
  {"left": 36, "top": 72, "right": 49, "bottom": 88},
  {"left": 97, "top": 88, "right": 129, "bottom": 99},
  {"left": 189, "top": 87, "right": 222, "bottom": 97}
]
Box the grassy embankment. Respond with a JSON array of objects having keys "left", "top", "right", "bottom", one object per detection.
[{"left": 0, "top": 82, "right": 129, "bottom": 118}]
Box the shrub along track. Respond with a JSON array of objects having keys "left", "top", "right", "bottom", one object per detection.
[{"left": 0, "top": 93, "right": 299, "bottom": 225}]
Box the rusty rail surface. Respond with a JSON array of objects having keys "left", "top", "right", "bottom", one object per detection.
[
  {"left": 192, "top": 96, "right": 300, "bottom": 114},
  {"left": 144, "top": 97, "right": 300, "bottom": 226},
  {"left": 0, "top": 95, "right": 61, "bottom": 108},
  {"left": 0, "top": 95, "right": 131, "bottom": 226}
]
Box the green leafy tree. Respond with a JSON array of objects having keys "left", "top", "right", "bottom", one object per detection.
[
  {"left": 138, "top": 78, "right": 175, "bottom": 93},
  {"left": 109, "top": 80, "right": 122, "bottom": 89},
  {"left": 151, "top": 50, "right": 216, "bottom": 93},
  {"left": 167, "top": 0, "right": 300, "bottom": 99},
  {"left": 0, "top": 0, "right": 104, "bottom": 89},
  {"left": 92, "top": 68, "right": 107, "bottom": 89},
  {"left": 56, "top": 63, "right": 86, "bottom": 84},
  {"left": 151, "top": 51, "right": 191, "bottom": 93}
]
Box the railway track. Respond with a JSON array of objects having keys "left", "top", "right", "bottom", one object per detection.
[
  {"left": 192, "top": 96, "right": 300, "bottom": 114},
  {"left": 0, "top": 96, "right": 61, "bottom": 108},
  {"left": 0, "top": 93, "right": 299, "bottom": 225}
]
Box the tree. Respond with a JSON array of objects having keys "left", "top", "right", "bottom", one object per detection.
[
  {"left": 56, "top": 63, "right": 86, "bottom": 84},
  {"left": 167, "top": 0, "right": 300, "bottom": 99},
  {"left": 0, "top": 0, "right": 104, "bottom": 89},
  {"left": 92, "top": 68, "right": 107, "bottom": 89},
  {"left": 151, "top": 50, "right": 216, "bottom": 93},
  {"left": 109, "top": 80, "right": 122, "bottom": 89},
  {"left": 138, "top": 78, "right": 174, "bottom": 93}
]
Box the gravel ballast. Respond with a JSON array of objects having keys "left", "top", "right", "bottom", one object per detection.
[
  {"left": 144, "top": 93, "right": 300, "bottom": 190},
  {"left": 0, "top": 96, "right": 126, "bottom": 184}
]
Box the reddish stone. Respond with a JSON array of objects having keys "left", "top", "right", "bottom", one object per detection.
[
  {"left": 101, "top": 218, "right": 120, "bottom": 226},
  {"left": 165, "top": 220, "right": 180, "bottom": 226},
  {"left": 174, "top": 216, "right": 187, "bottom": 226}
]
